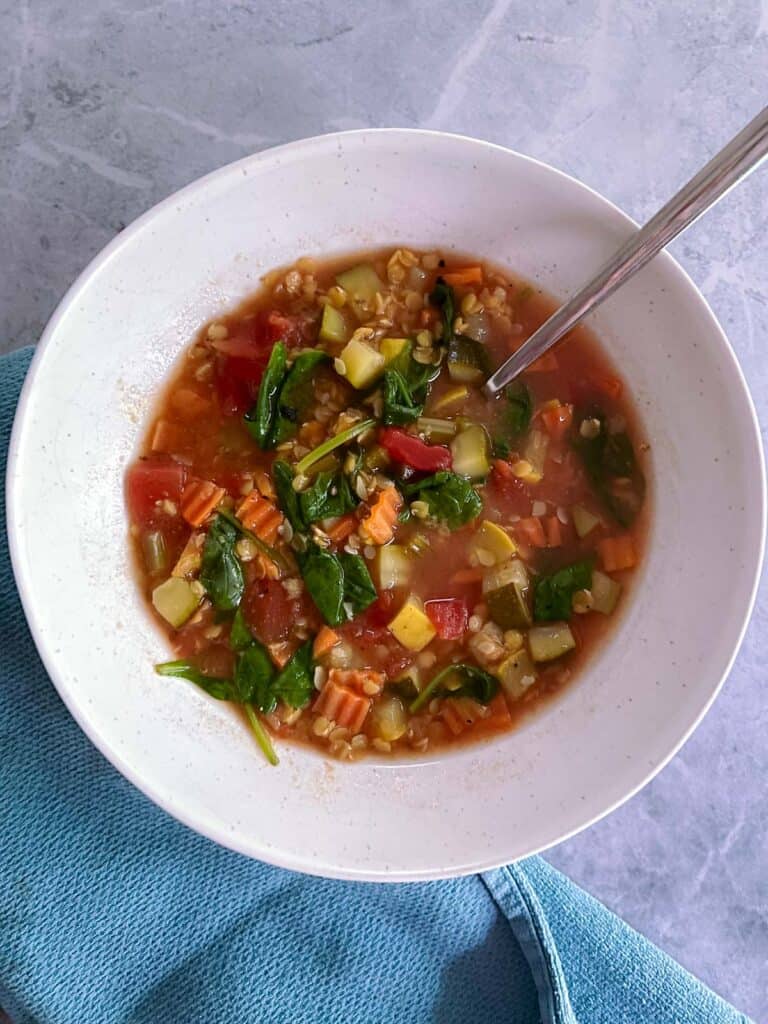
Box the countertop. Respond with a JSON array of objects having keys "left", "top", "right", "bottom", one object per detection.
[{"left": 1, "top": 1, "right": 766, "bottom": 1019}]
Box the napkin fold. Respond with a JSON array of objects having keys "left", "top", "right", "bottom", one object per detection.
[{"left": 1, "top": 347, "right": 751, "bottom": 1024}]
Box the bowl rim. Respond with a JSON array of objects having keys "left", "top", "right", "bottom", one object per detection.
[{"left": 6, "top": 128, "right": 766, "bottom": 880}]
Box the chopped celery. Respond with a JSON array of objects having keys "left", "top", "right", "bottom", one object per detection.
[
  {"left": 483, "top": 559, "right": 531, "bottom": 629},
  {"left": 319, "top": 304, "right": 348, "bottom": 344},
  {"left": 375, "top": 544, "right": 411, "bottom": 589},
  {"left": 447, "top": 335, "right": 489, "bottom": 384},
  {"left": 432, "top": 385, "right": 469, "bottom": 413},
  {"left": 450, "top": 424, "right": 491, "bottom": 480},
  {"left": 416, "top": 417, "right": 458, "bottom": 442},
  {"left": 469, "top": 521, "right": 516, "bottom": 566},
  {"left": 151, "top": 577, "right": 200, "bottom": 628},
  {"left": 572, "top": 504, "right": 601, "bottom": 538},
  {"left": 522, "top": 429, "right": 549, "bottom": 483},
  {"left": 528, "top": 622, "right": 576, "bottom": 662},
  {"left": 387, "top": 597, "right": 436, "bottom": 652},
  {"left": 142, "top": 531, "right": 167, "bottom": 575},
  {"left": 591, "top": 569, "right": 621, "bottom": 614},
  {"left": 497, "top": 648, "right": 538, "bottom": 700},
  {"left": 337, "top": 338, "right": 385, "bottom": 389},
  {"left": 370, "top": 694, "right": 408, "bottom": 741},
  {"left": 336, "top": 263, "right": 384, "bottom": 304}
]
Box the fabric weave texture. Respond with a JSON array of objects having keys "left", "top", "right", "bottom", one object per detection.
[{"left": 0, "top": 347, "right": 751, "bottom": 1024}]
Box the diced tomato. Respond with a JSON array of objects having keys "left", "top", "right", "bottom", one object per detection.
[
  {"left": 215, "top": 351, "right": 270, "bottom": 416},
  {"left": 125, "top": 457, "right": 186, "bottom": 524},
  {"left": 425, "top": 598, "right": 469, "bottom": 639},
  {"left": 489, "top": 460, "right": 533, "bottom": 517},
  {"left": 243, "top": 579, "right": 309, "bottom": 646},
  {"left": 363, "top": 590, "right": 398, "bottom": 628},
  {"left": 378, "top": 427, "right": 452, "bottom": 472}
]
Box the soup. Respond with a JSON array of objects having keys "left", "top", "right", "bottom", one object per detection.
[{"left": 126, "top": 248, "right": 648, "bottom": 764}]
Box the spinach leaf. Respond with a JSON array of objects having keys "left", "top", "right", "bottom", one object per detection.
[
  {"left": 534, "top": 560, "right": 593, "bottom": 621},
  {"left": 230, "top": 607, "right": 255, "bottom": 651},
  {"left": 235, "top": 643, "right": 278, "bottom": 712},
  {"left": 403, "top": 471, "right": 482, "bottom": 529},
  {"left": 339, "top": 552, "right": 377, "bottom": 615},
  {"left": 155, "top": 660, "right": 237, "bottom": 702},
  {"left": 272, "top": 459, "right": 307, "bottom": 534},
  {"left": 300, "top": 470, "right": 358, "bottom": 524},
  {"left": 493, "top": 380, "right": 532, "bottom": 454},
  {"left": 244, "top": 341, "right": 287, "bottom": 449},
  {"left": 382, "top": 368, "right": 424, "bottom": 425},
  {"left": 272, "top": 350, "right": 329, "bottom": 445},
  {"left": 273, "top": 640, "right": 314, "bottom": 709},
  {"left": 573, "top": 413, "right": 646, "bottom": 527},
  {"left": 410, "top": 663, "right": 498, "bottom": 712},
  {"left": 299, "top": 546, "right": 346, "bottom": 626},
  {"left": 200, "top": 515, "right": 245, "bottom": 612},
  {"left": 429, "top": 277, "right": 455, "bottom": 345}
]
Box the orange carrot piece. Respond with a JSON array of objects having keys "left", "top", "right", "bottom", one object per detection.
[
  {"left": 450, "top": 567, "right": 484, "bottom": 585},
  {"left": 594, "top": 375, "right": 623, "bottom": 400},
  {"left": 314, "top": 679, "right": 371, "bottom": 733},
  {"left": 171, "top": 388, "right": 212, "bottom": 419},
  {"left": 545, "top": 516, "right": 563, "bottom": 547},
  {"left": 359, "top": 486, "right": 402, "bottom": 545},
  {"left": 328, "top": 668, "right": 385, "bottom": 695},
  {"left": 515, "top": 517, "right": 547, "bottom": 548},
  {"left": 267, "top": 642, "right": 293, "bottom": 669},
  {"left": 180, "top": 478, "right": 226, "bottom": 527},
  {"left": 326, "top": 514, "right": 358, "bottom": 544},
  {"left": 236, "top": 492, "right": 283, "bottom": 543},
  {"left": 151, "top": 419, "right": 183, "bottom": 454},
  {"left": 540, "top": 403, "right": 573, "bottom": 441},
  {"left": 598, "top": 535, "right": 637, "bottom": 572},
  {"left": 527, "top": 351, "right": 559, "bottom": 373},
  {"left": 313, "top": 627, "right": 341, "bottom": 658},
  {"left": 441, "top": 266, "right": 483, "bottom": 287},
  {"left": 485, "top": 692, "right": 513, "bottom": 728},
  {"left": 441, "top": 697, "right": 486, "bottom": 736}
]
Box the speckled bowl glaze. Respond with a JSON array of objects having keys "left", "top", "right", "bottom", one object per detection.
[{"left": 7, "top": 130, "right": 765, "bottom": 880}]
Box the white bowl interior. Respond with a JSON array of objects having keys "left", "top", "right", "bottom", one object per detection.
[{"left": 8, "top": 131, "right": 765, "bottom": 879}]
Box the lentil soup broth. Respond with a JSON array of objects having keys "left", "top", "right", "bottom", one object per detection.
[{"left": 126, "top": 248, "right": 649, "bottom": 764}]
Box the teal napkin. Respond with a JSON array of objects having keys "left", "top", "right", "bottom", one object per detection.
[{"left": 1, "top": 348, "right": 751, "bottom": 1024}]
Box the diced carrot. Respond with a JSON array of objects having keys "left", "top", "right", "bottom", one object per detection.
[
  {"left": 151, "top": 419, "right": 184, "bottom": 453},
  {"left": 441, "top": 266, "right": 483, "bottom": 287},
  {"left": 598, "top": 535, "right": 637, "bottom": 572},
  {"left": 441, "top": 697, "right": 486, "bottom": 736},
  {"left": 544, "top": 516, "right": 563, "bottom": 547},
  {"left": 527, "top": 351, "right": 559, "bottom": 373},
  {"left": 450, "top": 567, "right": 484, "bottom": 585},
  {"left": 594, "top": 374, "right": 623, "bottom": 400},
  {"left": 326, "top": 514, "right": 358, "bottom": 544},
  {"left": 492, "top": 458, "right": 515, "bottom": 480},
  {"left": 267, "top": 641, "right": 293, "bottom": 669},
  {"left": 314, "top": 678, "right": 371, "bottom": 733},
  {"left": 328, "top": 668, "right": 385, "bottom": 695},
  {"left": 313, "top": 627, "right": 341, "bottom": 658},
  {"left": 171, "top": 388, "right": 212, "bottom": 419},
  {"left": 514, "top": 517, "right": 547, "bottom": 548},
  {"left": 236, "top": 491, "right": 283, "bottom": 543},
  {"left": 180, "top": 478, "right": 226, "bottom": 527},
  {"left": 359, "top": 486, "right": 402, "bottom": 545},
  {"left": 540, "top": 403, "right": 573, "bottom": 441},
  {"left": 485, "top": 692, "right": 513, "bottom": 728}
]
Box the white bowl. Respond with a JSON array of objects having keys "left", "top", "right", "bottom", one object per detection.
[{"left": 7, "top": 130, "right": 765, "bottom": 881}]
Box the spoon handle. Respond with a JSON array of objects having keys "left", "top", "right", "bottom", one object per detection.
[{"left": 484, "top": 105, "right": 768, "bottom": 397}]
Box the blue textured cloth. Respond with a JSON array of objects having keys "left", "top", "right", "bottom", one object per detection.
[{"left": 0, "top": 348, "right": 751, "bottom": 1024}]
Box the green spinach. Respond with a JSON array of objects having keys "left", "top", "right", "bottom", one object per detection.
[
  {"left": 493, "top": 380, "right": 532, "bottom": 455},
  {"left": 403, "top": 471, "right": 482, "bottom": 529},
  {"left": 234, "top": 643, "right": 277, "bottom": 711},
  {"left": 534, "top": 560, "right": 593, "bottom": 621},
  {"left": 573, "top": 412, "right": 645, "bottom": 526},
  {"left": 272, "top": 350, "right": 329, "bottom": 445},
  {"left": 382, "top": 368, "right": 424, "bottom": 425},
  {"left": 299, "top": 546, "right": 346, "bottom": 626},
  {"left": 300, "top": 470, "right": 358, "bottom": 524},
  {"left": 429, "top": 277, "right": 455, "bottom": 344},
  {"left": 272, "top": 459, "right": 307, "bottom": 534},
  {"left": 200, "top": 515, "right": 245, "bottom": 612},
  {"left": 155, "top": 660, "right": 237, "bottom": 702},
  {"left": 272, "top": 641, "right": 314, "bottom": 709},
  {"left": 244, "top": 341, "right": 287, "bottom": 448},
  {"left": 410, "top": 663, "right": 498, "bottom": 713},
  {"left": 230, "top": 607, "right": 255, "bottom": 651},
  {"left": 339, "top": 552, "right": 377, "bottom": 615}
]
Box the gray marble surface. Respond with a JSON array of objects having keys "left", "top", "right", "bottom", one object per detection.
[{"left": 2, "top": 0, "right": 767, "bottom": 1019}]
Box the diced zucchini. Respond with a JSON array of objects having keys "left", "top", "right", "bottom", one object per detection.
[
  {"left": 375, "top": 544, "right": 411, "bottom": 590},
  {"left": 469, "top": 521, "right": 516, "bottom": 566},
  {"left": 522, "top": 429, "right": 549, "bottom": 483},
  {"left": 447, "top": 335, "right": 490, "bottom": 384},
  {"left": 172, "top": 532, "right": 203, "bottom": 578},
  {"left": 432, "top": 385, "right": 469, "bottom": 413},
  {"left": 416, "top": 417, "right": 458, "bottom": 442},
  {"left": 483, "top": 559, "right": 532, "bottom": 629},
  {"left": 572, "top": 504, "right": 601, "bottom": 538},
  {"left": 497, "top": 648, "right": 538, "bottom": 700},
  {"left": 151, "top": 577, "right": 200, "bottom": 628},
  {"left": 380, "top": 337, "right": 410, "bottom": 364},
  {"left": 371, "top": 694, "right": 408, "bottom": 741},
  {"left": 319, "top": 304, "right": 348, "bottom": 344},
  {"left": 337, "top": 338, "right": 386, "bottom": 389},
  {"left": 528, "top": 622, "right": 576, "bottom": 662},
  {"left": 387, "top": 597, "right": 436, "bottom": 651},
  {"left": 336, "top": 263, "right": 384, "bottom": 304},
  {"left": 591, "top": 569, "right": 622, "bottom": 615},
  {"left": 142, "top": 531, "right": 167, "bottom": 575},
  {"left": 363, "top": 445, "right": 390, "bottom": 471},
  {"left": 451, "top": 424, "right": 491, "bottom": 480}
]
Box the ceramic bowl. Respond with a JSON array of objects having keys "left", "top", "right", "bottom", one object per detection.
[{"left": 7, "top": 130, "right": 765, "bottom": 880}]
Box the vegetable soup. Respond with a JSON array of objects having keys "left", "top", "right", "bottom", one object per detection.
[{"left": 126, "top": 248, "right": 649, "bottom": 765}]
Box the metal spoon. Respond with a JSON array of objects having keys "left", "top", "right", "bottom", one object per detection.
[{"left": 483, "top": 105, "right": 768, "bottom": 397}]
